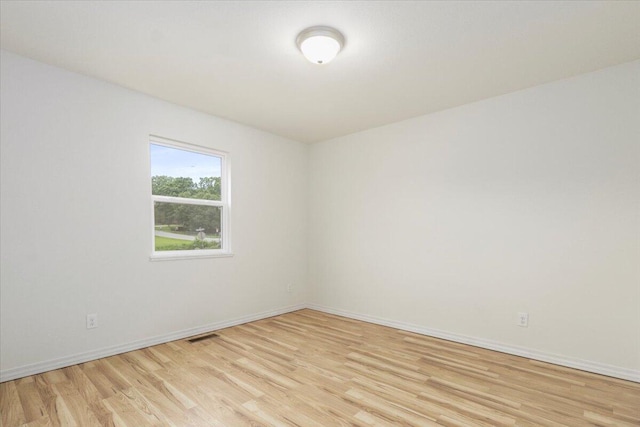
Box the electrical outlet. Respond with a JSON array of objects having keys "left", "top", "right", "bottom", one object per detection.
[
  {"left": 287, "top": 283, "right": 293, "bottom": 293},
  {"left": 517, "top": 312, "right": 529, "bottom": 327},
  {"left": 87, "top": 313, "right": 98, "bottom": 329}
]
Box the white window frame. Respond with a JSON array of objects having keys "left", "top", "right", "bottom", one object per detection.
[{"left": 149, "top": 135, "right": 232, "bottom": 261}]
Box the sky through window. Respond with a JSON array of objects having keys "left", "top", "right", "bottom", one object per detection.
[{"left": 150, "top": 144, "right": 221, "bottom": 182}]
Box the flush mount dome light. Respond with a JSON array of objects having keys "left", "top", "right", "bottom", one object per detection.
[{"left": 296, "top": 26, "right": 345, "bottom": 64}]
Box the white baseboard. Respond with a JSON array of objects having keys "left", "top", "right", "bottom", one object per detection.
[
  {"left": 0, "top": 304, "right": 306, "bottom": 383},
  {"left": 3, "top": 302, "right": 638, "bottom": 383},
  {"left": 307, "top": 304, "right": 640, "bottom": 383}
]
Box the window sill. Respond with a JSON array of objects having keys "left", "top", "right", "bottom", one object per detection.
[{"left": 149, "top": 251, "right": 234, "bottom": 261}]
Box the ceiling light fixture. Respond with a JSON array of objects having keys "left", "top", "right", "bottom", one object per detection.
[{"left": 296, "top": 26, "right": 345, "bottom": 65}]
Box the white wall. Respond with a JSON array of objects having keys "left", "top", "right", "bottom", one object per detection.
[
  {"left": 0, "top": 50, "right": 309, "bottom": 378},
  {"left": 2, "top": 50, "right": 638, "bottom": 382},
  {"left": 309, "top": 61, "right": 640, "bottom": 376}
]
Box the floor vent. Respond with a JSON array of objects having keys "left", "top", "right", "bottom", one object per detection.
[{"left": 187, "top": 332, "right": 220, "bottom": 343}]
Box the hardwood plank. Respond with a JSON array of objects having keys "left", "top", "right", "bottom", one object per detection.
[
  {"left": 18, "top": 416, "right": 52, "bottom": 427},
  {"left": 62, "top": 366, "right": 115, "bottom": 427},
  {"left": 101, "top": 392, "right": 158, "bottom": 427},
  {"left": 15, "top": 382, "right": 47, "bottom": 423},
  {"left": 1, "top": 382, "right": 26, "bottom": 427}
]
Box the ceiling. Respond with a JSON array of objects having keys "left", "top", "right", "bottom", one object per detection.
[{"left": 1, "top": 1, "right": 639, "bottom": 143}]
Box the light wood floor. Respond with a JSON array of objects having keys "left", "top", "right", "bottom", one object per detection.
[{"left": 1, "top": 309, "right": 639, "bottom": 426}]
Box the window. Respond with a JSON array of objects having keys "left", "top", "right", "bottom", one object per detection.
[{"left": 149, "top": 136, "right": 231, "bottom": 260}]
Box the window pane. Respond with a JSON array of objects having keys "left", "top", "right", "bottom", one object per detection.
[
  {"left": 150, "top": 144, "right": 222, "bottom": 201},
  {"left": 154, "top": 202, "right": 222, "bottom": 251}
]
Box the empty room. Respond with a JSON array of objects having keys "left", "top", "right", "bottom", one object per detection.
[{"left": 1, "top": 1, "right": 639, "bottom": 426}]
